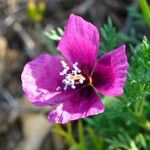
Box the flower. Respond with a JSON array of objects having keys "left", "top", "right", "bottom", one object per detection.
[{"left": 21, "top": 14, "right": 128, "bottom": 124}]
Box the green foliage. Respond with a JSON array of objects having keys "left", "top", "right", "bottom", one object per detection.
[
  {"left": 53, "top": 120, "right": 104, "bottom": 150},
  {"left": 107, "top": 132, "right": 147, "bottom": 150},
  {"left": 44, "top": 27, "right": 64, "bottom": 41},
  {"left": 54, "top": 120, "right": 87, "bottom": 150},
  {"left": 125, "top": 37, "right": 150, "bottom": 124},
  {"left": 42, "top": 27, "right": 64, "bottom": 54},
  {"left": 100, "top": 18, "right": 130, "bottom": 54}
]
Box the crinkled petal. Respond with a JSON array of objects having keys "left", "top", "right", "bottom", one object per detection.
[
  {"left": 57, "top": 14, "right": 99, "bottom": 72},
  {"left": 93, "top": 45, "right": 128, "bottom": 96},
  {"left": 21, "top": 54, "right": 73, "bottom": 106},
  {"left": 48, "top": 87, "right": 104, "bottom": 124}
]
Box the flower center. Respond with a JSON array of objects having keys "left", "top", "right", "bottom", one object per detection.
[
  {"left": 56, "top": 61, "right": 85, "bottom": 91},
  {"left": 89, "top": 77, "right": 93, "bottom": 85}
]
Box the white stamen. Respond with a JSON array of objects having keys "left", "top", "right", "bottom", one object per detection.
[
  {"left": 73, "top": 62, "right": 78, "bottom": 67},
  {"left": 77, "top": 69, "right": 81, "bottom": 73},
  {"left": 61, "top": 60, "right": 68, "bottom": 67},
  {"left": 60, "top": 61, "right": 70, "bottom": 75},
  {"left": 59, "top": 72, "right": 64, "bottom": 76},
  {"left": 56, "top": 86, "right": 61, "bottom": 91},
  {"left": 72, "top": 70, "right": 77, "bottom": 74},
  {"left": 79, "top": 79, "right": 84, "bottom": 84},
  {"left": 64, "top": 84, "right": 68, "bottom": 90},
  {"left": 57, "top": 61, "right": 86, "bottom": 91},
  {"left": 71, "top": 85, "right": 76, "bottom": 89}
]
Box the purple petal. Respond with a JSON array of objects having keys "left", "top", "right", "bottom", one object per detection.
[
  {"left": 93, "top": 45, "right": 128, "bottom": 96},
  {"left": 21, "top": 54, "right": 73, "bottom": 106},
  {"left": 57, "top": 14, "right": 99, "bottom": 72},
  {"left": 48, "top": 87, "right": 104, "bottom": 124}
]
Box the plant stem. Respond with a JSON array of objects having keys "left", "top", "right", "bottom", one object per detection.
[{"left": 139, "top": 0, "right": 150, "bottom": 25}]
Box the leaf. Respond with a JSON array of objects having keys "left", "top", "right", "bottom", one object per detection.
[{"left": 44, "top": 27, "right": 64, "bottom": 41}]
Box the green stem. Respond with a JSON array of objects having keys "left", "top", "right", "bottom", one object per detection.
[
  {"left": 135, "top": 97, "right": 144, "bottom": 116},
  {"left": 78, "top": 120, "right": 87, "bottom": 150},
  {"left": 67, "top": 123, "right": 76, "bottom": 145},
  {"left": 139, "top": 98, "right": 145, "bottom": 115},
  {"left": 139, "top": 0, "right": 150, "bottom": 25}
]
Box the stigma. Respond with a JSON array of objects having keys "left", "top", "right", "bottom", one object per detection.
[{"left": 56, "top": 61, "right": 85, "bottom": 91}]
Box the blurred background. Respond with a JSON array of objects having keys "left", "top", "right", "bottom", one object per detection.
[{"left": 0, "top": 0, "right": 150, "bottom": 150}]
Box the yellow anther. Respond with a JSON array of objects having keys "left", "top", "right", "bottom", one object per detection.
[{"left": 70, "top": 74, "right": 84, "bottom": 81}]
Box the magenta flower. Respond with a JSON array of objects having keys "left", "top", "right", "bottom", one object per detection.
[{"left": 21, "top": 14, "right": 128, "bottom": 124}]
